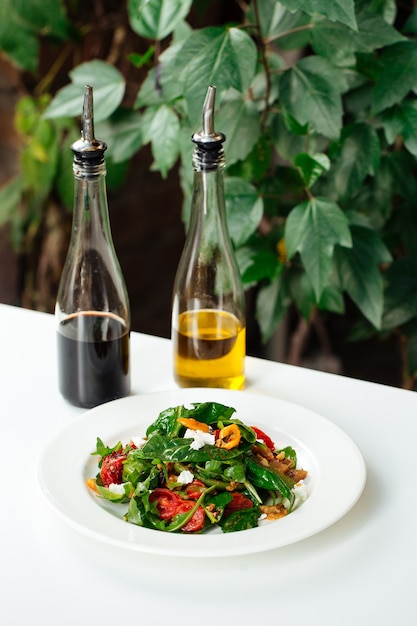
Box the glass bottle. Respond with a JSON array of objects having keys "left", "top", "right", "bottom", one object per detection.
[
  {"left": 55, "top": 85, "right": 130, "bottom": 408},
  {"left": 171, "top": 85, "right": 245, "bottom": 389}
]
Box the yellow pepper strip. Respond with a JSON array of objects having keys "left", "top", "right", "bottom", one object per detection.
[
  {"left": 215, "top": 424, "right": 241, "bottom": 450},
  {"left": 177, "top": 417, "right": 210, "bottom": 433},
  {"left": 86, "top": 478, "right": 99, "bottom": 493}
]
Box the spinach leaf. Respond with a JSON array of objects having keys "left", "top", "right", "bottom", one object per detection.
[
  {"left": 139, "top": 434, "right": 245, "bottom": 462},
  {"left": 183, "top": 402, "right": 236, "bottom": 425},
  {"left": 224, "top": 462, "right": 246, "bottom": 483},
  {"left": 125, "top": 492, "right": 166, "bottom": 530},
  {"left": 122, "top": 454, "right": 153, "bottom": 484},
  {"left": 145, "top": 402, "right": 237, "bottom": 438},
  {"left": 204, "top": 491, "right": 233, "bottom": 521},
  {"left": 220, "top": 506, "right": 261, "bottom": 533},
  {"left": 206, "top": 491, "right": 233, "bottom": 509},
  {"left": 145, "top": 405, "right": 183, "bottom": 437},
  {"left": 246, "top": 458, "right": 295, "bottom": 509}
]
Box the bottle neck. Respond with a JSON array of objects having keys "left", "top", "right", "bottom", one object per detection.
[
  {"left": 71, "top": 159, "right": 112, "bottom": 243},
  {"left": 192, "top": 142, "right": 225, "bottom": 172}
]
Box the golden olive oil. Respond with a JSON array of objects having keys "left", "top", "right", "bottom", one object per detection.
[{"left": 173, "top": 309, "right": 245, "bottom": 389}]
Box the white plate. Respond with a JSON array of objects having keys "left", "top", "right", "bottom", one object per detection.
[{"left": 38, "top": 388, "right": 366, "bottom": 557}]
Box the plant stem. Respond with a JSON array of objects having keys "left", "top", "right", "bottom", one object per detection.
[
  {"left": 251, "top": 0, "right": 271, "bottom": 128},
  {"left": 265, "top": 23, "right": 314, "bottom": 45}
]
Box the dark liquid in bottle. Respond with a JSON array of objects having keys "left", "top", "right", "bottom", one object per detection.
[{"left": 57, "top": 311, "right": 130, "bottom": 408}]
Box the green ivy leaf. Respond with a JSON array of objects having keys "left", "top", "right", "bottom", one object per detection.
[
  {"left": 21, "top": 118, "right": 60, "bottom": 196},
  {"left": 0, "top": 0, "right": 72, "bottom": 70},
  {"left": 319, "top": 284, "right": 345, "bottom": 314},
  {"left": 294, "top": 152, "right": 330, "bottom": 189},
  {"left": 142, "top": 105, "right": 180, "bottom": 177},
  {"left": 96, "top": 109, "right": 143, "bottom": 164},
  {"left": 128, "top": 0, "right": 192, "bottom": 40},
  {"left": 256, "top": 274, "right": 291, "bottom": 343},
  {"left": 127, "top": 46, "right": 155, "bottom": 69},
  {"left": 382, "top": 101, "right": 417, "bottom": 157},
  {"left": 216, "top": 99, "right": 260, "bottom": 167},
  {"left": 270, "top": 115, "right": 309, "bottom": 163},
  {"left": 248, "top": 0, "right": 309, "bottom": 43},
  {"left": 134, "top": 25, "right": 192, "bottom": 109},
  {"left": 44, "top": 61, "right": 125, "bottom": 122},
  {"left": 285, "top": 197, "right": 352, "bottom": 301},
  {"left": 224, "top": 177, "right": 263, "bottom": 247},
  {"left": 309, "top": 7, "right": 404, "bottom": 64},
  {"left": 0, "top": 176, "right": 23, "bottom": 226},
  {"left": 279, "top": 0, "right": 357, "bottom": 30},
  {"left": 13, "top": 0, "right": 72, "bottom": 38},
  {"left": 227, "top": 135, "right": 272, "bottom": 184},
  {"left": 177, "top": 27, "right": 257, "bottom": 127},
  {"left": 330, "top": 123, "right": 381, "bottom": 199},
  {"left": 372, "top": 41, "right": 417, "bottom": 114},
  {"left": 55, "top": 123, "right": 79, "bottom": 210},
  {"left": 403, "top": 6, "right": 417, "bottom": 34},
  {"left": 287, "top": 267, "right": 317, "bottom": 319},
  {"left": 382, "top": 258, "right": 417, "bottom": 329},
  {"left": 279, "top": 56, "right": 346, "bottom": 139},
  {"left": 236, "top": 246, "right": 281, "bottom": 287},
  {"left": 334, "top": 225, "right": 391, "bottom": 329}
]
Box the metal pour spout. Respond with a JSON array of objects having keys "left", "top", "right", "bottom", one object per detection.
[
  {"left": 192, "top": 85, "right": 225, "bottom": 147},
  {"left": 71, "top": 85, "right": 107, "bottom": 158},
  {"left": 82, "top": 85, "right": 95, "bottom": 144}
]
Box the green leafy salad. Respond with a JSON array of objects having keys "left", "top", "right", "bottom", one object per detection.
[{"left": 87, "top": 402, "right": 309, "bottom": 534}]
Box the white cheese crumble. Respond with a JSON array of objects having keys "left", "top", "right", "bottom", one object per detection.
[
  {"left": 184, "top": 428, "right": 215, "bottom": 450},
  {"left": 293, "top": 480, "right": 309, "bottom": 508},
  {"left": 282, "top": 480, "right": 309, "bottom": 510},
  {"left": 177, "top": 470, "right": 194, "bottom": 485},
  {"left": 107, "top": 483, "right": 126, "bottom": 495}
]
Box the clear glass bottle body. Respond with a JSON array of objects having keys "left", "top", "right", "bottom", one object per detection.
[
  {"left": 172, "top": 153, "right": 245, "bottom": 389},
  {"left": 55, "top": 158, "right": 130, "bottom": 408}
]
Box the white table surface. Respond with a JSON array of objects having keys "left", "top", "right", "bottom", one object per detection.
[{"left": 1, "top": 302, "right": 416, "bottom": 625}]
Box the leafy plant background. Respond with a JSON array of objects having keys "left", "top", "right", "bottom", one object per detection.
[{"left": 0, "top": 0, "right": 417, "bottom": 388}]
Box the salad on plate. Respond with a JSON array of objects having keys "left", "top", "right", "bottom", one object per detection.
[{"left": 87, "top": 401, "right": 309, "bottom": 534}]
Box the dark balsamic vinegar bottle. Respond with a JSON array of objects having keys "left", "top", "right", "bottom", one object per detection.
[
  {"left": 55, "top": 85, "right": 130, "bottom": 408},
  {"left": 171, "top": 85, "right": 246, "bottom": 389}
]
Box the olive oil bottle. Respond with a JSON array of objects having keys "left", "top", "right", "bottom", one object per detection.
[{"left": 171, "top": 85, "right": 245, "bottom": 389}]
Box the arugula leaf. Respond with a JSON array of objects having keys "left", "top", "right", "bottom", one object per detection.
[
  {"left": 279, "top": 446, "right": 297, "bottom": 467},
  {"left": 95, "top": 483, "right": 132, "bottom": 503},
  {"left": 91, "top": 437, "right": 123, "bottom": 465}
]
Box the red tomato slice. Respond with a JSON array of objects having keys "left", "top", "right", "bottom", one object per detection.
[
  {"left": 149, "top": 488, "right": 183, "bottom": 519},
  {"left": 150, "top": 488, "right": 205, "bottom": 532},
  {"left": 175, "top": 500, "right": 205, "bottom": 532},
  {"left": 185, "top": 480, "right": 206, "bottom": 500},
  {"left": 251, "top": 426, "right": 275, "bottom": 451},
  {"left": 224, "top": 492, "right": 254, "bottom": 516},
  {"left": 100, "top": 450, "right": 127, "bottom": 486}
]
